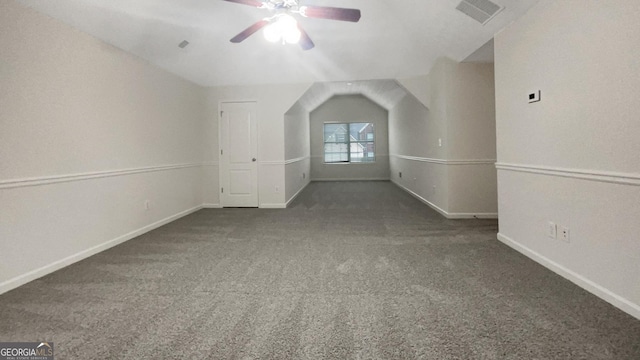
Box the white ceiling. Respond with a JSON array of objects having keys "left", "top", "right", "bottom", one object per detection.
[{"left": 17, "top": 0, "right": 539, "bottom": 87}]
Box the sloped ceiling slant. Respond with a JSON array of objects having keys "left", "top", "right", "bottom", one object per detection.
[
  {"left": 296, "top": 80, "right": 411, "bottom": 113},
  {"left": 15, "top": 0, "right": 541, "bottom": 87}
]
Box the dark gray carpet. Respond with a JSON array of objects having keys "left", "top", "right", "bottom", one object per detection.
[{"left": 1, "top": 181, "right": 639, "bottom": 359}]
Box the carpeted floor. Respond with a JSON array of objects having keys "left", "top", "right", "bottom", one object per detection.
[{"left": 1, "top": 181, "right": 639, "bottom": 359}]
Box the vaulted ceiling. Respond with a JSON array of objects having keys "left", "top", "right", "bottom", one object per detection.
[
  {"left": 296, "top": 80, "right": 409, "bottom": 112},
  {"left": 17, "top": 0, "right": 539, "bottom": 87}
]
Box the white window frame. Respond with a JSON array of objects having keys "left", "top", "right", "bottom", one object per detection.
[{"left": 323, "top": 122, "right": 376, "bottom": 164}]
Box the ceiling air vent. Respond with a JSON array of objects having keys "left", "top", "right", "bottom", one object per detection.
[{"left": 456, "top": 0, "right": 503, "bottom": 25}]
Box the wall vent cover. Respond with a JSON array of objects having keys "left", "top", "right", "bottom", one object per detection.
[{"left": 456, "top": 0, "right": 503, "bottom": 25}]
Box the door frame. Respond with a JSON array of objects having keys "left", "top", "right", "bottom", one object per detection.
[{"left": 218, "top": 100, "right": 260, "bottom": 207}]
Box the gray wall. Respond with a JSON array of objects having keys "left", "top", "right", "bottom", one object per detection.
[
  {"left": 495, "top": 0, "right": 640, "bottom": 318},
  {"left": 284, "top": 102, "right": 311, "bottom": 203},
  {"left": 202, "top": 82, "right": 310, "bottom": 208},
  {"left": 310, "top": 95, "right": 389, "bottom": 181},
  {"left": 390, "top": 58, "right": 497, "bottom": 218},
  {"left": 1, "top": 1, "right": 206, "bottom": 293}
]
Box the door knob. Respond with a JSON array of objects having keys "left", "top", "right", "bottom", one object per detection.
[{"left": 252, "top": 158, "right": 257, "bottom": 162}]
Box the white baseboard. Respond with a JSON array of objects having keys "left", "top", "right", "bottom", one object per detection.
[
  {"left": 392, "top": 180, "right": 448, "bottom": 217},
  {"left": 497, "top": 233, "right": 640, "bottom": 320},
  {"left": 446, "top": 213, "right": 498, "bottom": 219},
  {"left": 312, "top": 178, "right": 390, "bottom": 182},
  {"left": 0, "top": 205, "right": 203, "bottom": 295},
  {"left": 202, "top": 203, "right": 221, "bottom": 208},
  {"left": 285, "top": 181, "right": 310, "bottom": 207},
  {"left": 391, "top": 180, "right": 497, "bottom": 219},
  {"left": 259, "top": 203, "right": 286, "bottom": 209},
  {"left": 210, "top": 203, "right": 288, "bottom": 209}
]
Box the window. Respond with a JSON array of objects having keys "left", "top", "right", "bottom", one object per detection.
[{"left": 323, "top": 122, "right": 375, "bottom": 163}]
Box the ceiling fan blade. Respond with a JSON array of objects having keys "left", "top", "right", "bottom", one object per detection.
[
  {"left": 300, "top": 6, "right": 361, "bottom": 22},
  {"left": 222, "top": 0, "right": 264, "bottom": 8},
  {"left": 297, "top": 24, "right": 315, "bottom": 51},
  {"left": 230, "top": 19, "right": 270, "bottom": 43}
]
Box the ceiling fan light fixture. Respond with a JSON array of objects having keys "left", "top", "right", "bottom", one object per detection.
[
  {"left": 283, "top": 27, "right": 301, "bottom": 44},
  {"left": 263, "top": 22, "right": 281, "bottom": 42},
  {"left": 262, "top": 14, "right": 300, "bottom": 44}
]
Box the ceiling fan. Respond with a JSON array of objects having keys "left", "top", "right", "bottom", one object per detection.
[{"left": 223, "top": 0, "right": 362, "bottom": 50}]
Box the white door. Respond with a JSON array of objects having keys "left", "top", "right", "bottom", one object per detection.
[{"left": 220, "top": 102, "right": 258, "bottom": 207}]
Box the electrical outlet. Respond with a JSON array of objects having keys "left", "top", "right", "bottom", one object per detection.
[
  {"left": 302, "top": 172, "right": 306, "bottom": 179},
  {"left": 399, "top": 171, "right": 402, "bottom": 178},
  {"left": 438, "top": 138, "right": 442, "bottom": 147},
  {"left": 144, "top": 200, "right": 150, "bottom": 211},
  {"left": 275, "top": 186, "right": 279, "bottom": 193},
  {"left": 547, "top": 222, "right": 557, "bottom": 239},
  {"left": 560, "top": 226, "right": 570, "bottom": 243}
]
